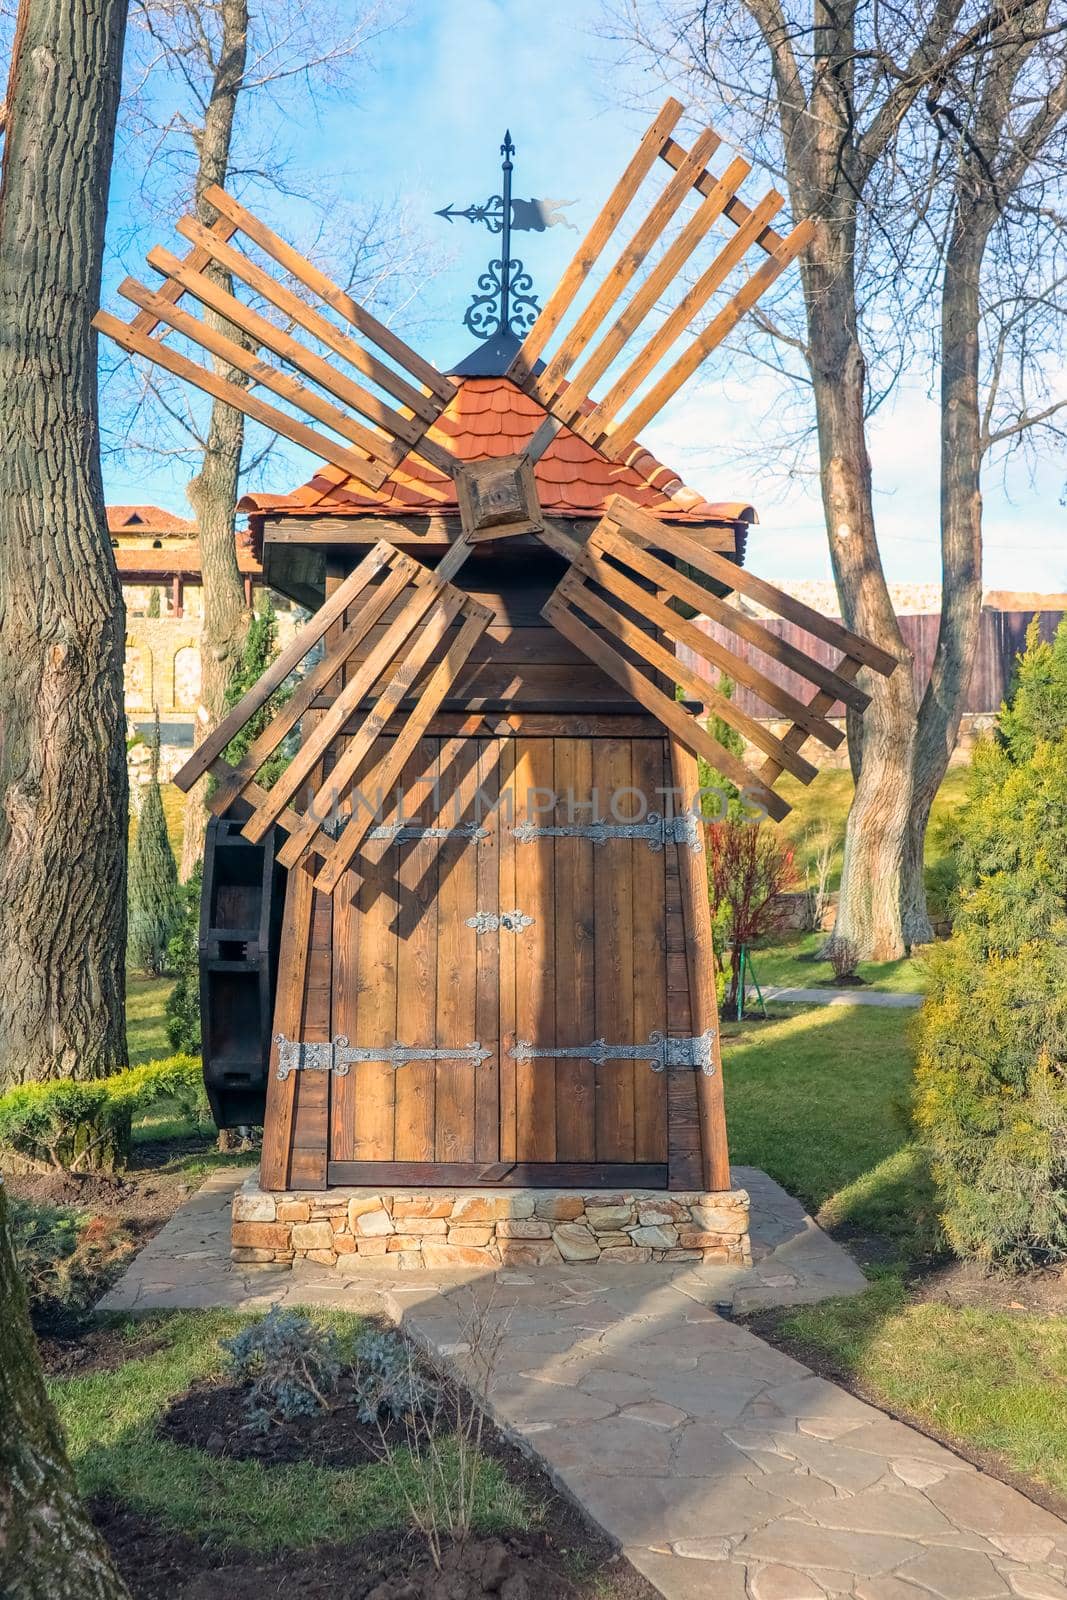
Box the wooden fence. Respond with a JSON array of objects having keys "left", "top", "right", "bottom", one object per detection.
[{"left": 680, "top": 607, "right": 1065, "bottom": 720}]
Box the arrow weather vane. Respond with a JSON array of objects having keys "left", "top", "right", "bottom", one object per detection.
[{"left": 437, "top": 131, "right": 578, "bottom": 342}]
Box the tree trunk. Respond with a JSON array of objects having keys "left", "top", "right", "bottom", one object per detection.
[
  {"left": 0, "top": 0, "right": 129, "bottom": 1088},
  {"left": 0, "top": 1182, "right": 130, "bottom": 1599},
  {"left": 902, "top": 215, "right": 991, "bottom": 939},
  {"left": 179, "top": 0, "right": 252, "bottom": 881},
  {"left": 802, "top": 220, "right": 919, "bottom": 961}
]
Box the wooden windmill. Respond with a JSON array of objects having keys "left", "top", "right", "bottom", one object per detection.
[{"left": 97, "top": 99, "right": 895, "bottom": 1198}]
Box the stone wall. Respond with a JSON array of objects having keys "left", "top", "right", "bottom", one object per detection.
[{"left": 232, "top": 1173, "right": 751, "bottom": 1272}]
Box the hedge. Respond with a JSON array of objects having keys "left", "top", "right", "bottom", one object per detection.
[{"left": 0, "top": 1054, "right": 207, "bottom": 1175}]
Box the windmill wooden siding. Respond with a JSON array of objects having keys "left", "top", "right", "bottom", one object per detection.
[{"left": 681, "top": 606, "right": 1065, "bottom": 721}]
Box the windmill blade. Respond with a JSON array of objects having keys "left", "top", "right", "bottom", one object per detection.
[
  {"left": 541, "top": 496, "right": 896, "bottom": 822},
  {"left": 170, "top": 538, "right": 492, "bottom": 888},
  {"left": 507, "top": 98, "right": 814, "bottom": 466},
  {"left": 93, "top": 186, "right": 462, "bottom": 493}
]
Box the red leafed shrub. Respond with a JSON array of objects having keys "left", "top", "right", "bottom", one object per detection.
[{"left": 707, "top": 820, "right": 799, "bottom": 1014}]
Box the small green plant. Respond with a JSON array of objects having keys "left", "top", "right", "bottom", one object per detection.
[
  {"left": 129, "top": 710, "right": 181, "bottom": 976},
  {"left": 352, "top": 1328, "right": 437, "bottom": 1425},
  {"left": 221, "top": 1306, "right": 343, "bottom": 1432},
  {"left": 0, "top": 1054, "right": 205, "bottom": 1173}
]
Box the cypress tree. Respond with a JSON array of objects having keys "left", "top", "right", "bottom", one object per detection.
[{"left": 128, "top": 712, "right": 181, "bottom": 976}]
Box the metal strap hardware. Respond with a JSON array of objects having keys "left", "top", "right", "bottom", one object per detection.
[
  {"left": 466, "top": 909, "right": 535, "bottom": 934},
  {"left": 509, "top": 1030, "right": 716, "bottom": 1076},
  {"left": 316, "top": 817, "right": 489, "bottom": 844},
  {"left": 274, "top": 1034, "right": 492, "bottom": 1080},
  {"left": 513, "top": 811, "right": 703, "bottom": 854}
]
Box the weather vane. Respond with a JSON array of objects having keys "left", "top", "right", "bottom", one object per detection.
[{"left": 437, "top": 132, "right": 577, "bottom": 342}]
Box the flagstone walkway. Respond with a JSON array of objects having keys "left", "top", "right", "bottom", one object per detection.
[
  {"left": 98, "top": 1170, "right": 1067, "bottom": 1600},
  {"left": 749, "top": 987, "right": 923, "bottom": 1010}
]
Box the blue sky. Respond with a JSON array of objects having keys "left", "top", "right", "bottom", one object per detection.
[{"left": 100, "top": 0, "right": 1065, "bottom": 595}]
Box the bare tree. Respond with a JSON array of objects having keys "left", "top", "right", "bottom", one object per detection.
[
  {"left": 609, "top": 0, "right": 1067, "bottom": 958},
  {"left": 116, "top": 0, "right": 403, "bottom": 877},
  {"left": 0, "top": 0, "right": 129, "bottom": 1086}
]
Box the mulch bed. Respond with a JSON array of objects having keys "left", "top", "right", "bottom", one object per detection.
[{"left": 95, "top": 1501, "right": 654, "bottom": 1600}]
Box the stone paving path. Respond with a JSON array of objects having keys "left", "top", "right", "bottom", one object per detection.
[
  {"left": 750, "top": 987, "right": 923, "bottom": 1010},
  {"left": 98, "top": 1170, "right": 1067, "bottom": 1600}
]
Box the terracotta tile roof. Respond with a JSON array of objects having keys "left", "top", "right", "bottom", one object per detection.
[
  {"left": 114, "top": 534, "right": 261, "bottom": 579},
  {"left": 239, "top": 376, "right": 756, "bottom": 527},
  {"left": 107, "top": 504, "right": 197, "bottom": 536}
]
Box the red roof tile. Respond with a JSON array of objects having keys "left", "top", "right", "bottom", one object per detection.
[
  {"left": 239, "top": 376, "right": 756, "bottom": 527},
  {"left": 107, "top": 505, "right": 196, "bottom": 535}
]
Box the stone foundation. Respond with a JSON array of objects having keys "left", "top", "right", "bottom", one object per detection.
[{"left": 231, "top": 1172, "right": 751, "bottom": 1271}]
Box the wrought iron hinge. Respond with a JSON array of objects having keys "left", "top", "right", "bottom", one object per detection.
[
  {"left": 509, "top": 1030, "right": 716, "bottom": 1076},
  {"left": 274, "top": 1034, "right": 492, "bottom": 1080},
  {"left": 466, "top": 909, "right": 534, "bottom": 934},
  {"left": 368, "top": 821, "right": 489, "bottom": 844},
  {"left": 513, "top": 811, "right": 703, "bottom": 854}
]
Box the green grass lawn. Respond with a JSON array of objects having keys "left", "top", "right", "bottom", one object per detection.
[
  {"left": 125, "top": 974, "right": 174, "bottom": 1064},
  {"left": 50, "top": 1309, "right": 527, "bottom": 1551},
  {"left": 723, "top": 1005, "right": 1066, "bottom": 1501},
  {"left": 749, "top": 932, "right": 929, "bottom": 994}
]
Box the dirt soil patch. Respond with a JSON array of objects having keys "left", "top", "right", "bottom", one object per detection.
[{"left": 96, "top": 1501, "right": 655, "bottom": 1600}]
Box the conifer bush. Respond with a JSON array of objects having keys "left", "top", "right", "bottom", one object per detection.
[
  {"left": 165, "top": 864, "right": 203, "bottom": 1054},
  {"left": 915, "top": 618, "right": 1067, "bottom": 1266},
  {"left": 128, "top": 713, "right": 181, "bottom": 975}
]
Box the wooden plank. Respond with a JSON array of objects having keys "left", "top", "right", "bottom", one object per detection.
[
  {"left": 474, "top": 740, "right": 502, "bottom": 1164},
  {"left": 589, "top": 524, "right": 866, "bottom": 718},
  {"left": 259, "top": 859, "right": 316, "bottom": 1189},
  {"left": 579, "top": 190, "right": 787, "bottom": 442},
  {"left": 601, "top": 498, "right": 898, "bottom": 676},
  {"left": 630, "top": 739, "right": 668, "bottom": 1163},
  {"left": 348, "top": 737, "right": 399, "bottom": 1162},
  {"left": 507, "top": 98, "right": 685, "bottom": 378},
  {"left": 550, "top": 154, "right": 752, "bottom": 424},
  {"left": 497, "top": 739, "right": 518, "bottom": 1164},
  {"left": 315, "top": 609, "right": 493, "bottom": 891},
  {"left": 243, "top": 579, "right": 448, "bottom": 844},
  {"left": 605, "top": 218, "right": 817, "bottom": 455},
  {"left": 392, "top": 742, "right": 440, "bottom": 1162},
  {"left": 202, "top": 184, "right": 456, "bottom": 401},
  {"left": 172, "top": 212, "right": 442, "bottom": 425},
  {"left": 664, "top": 821, "right": 704, "bottom": 1191},
  {"left": 209, "top": 559, "right": 423, "bottom": 815},
  {"left": 566, "top": 556, "right": 821, "bottom": 780},
  {"left": 760, "top": 658, "right": 863, "bottom": 786},
  {"left": 513, "top": 738, "right": 556, "bottom": 1162},
  {"left": 144, "top": 247, "right": 417, "bottom": 459},
  {"left": 131, "top": 214, "right": 239, "bottom": 336},
  {"left": 593, "top": 738, "right": 635, "bottom": 1162},
  {"left": 282, "top": 590, "right": 468, "bottom": 869},
  {"left": 531, "top": 126, "right": 722, "bottom": 406},
  {"left": 551, "top": 738, "right": 596, "bottom": 1161},
  {"left": 118, "top": 276, "right": 399, "bottom": 476},
  {"left": 670, "top": 740, "right": 731, "bottom": 1191},
  {"left": 660, "top": 133, "right": 787, "bottom": 252},
  {"left": 94, "top": 309, "right": 388, "bottom": 495},
  {"left": 328, "top": 743, "right": 361, "bottom": 1167},
  {"left": 545, "top": 594, "right": 790, "bottom": 823},
  {"left": 326, "top": 1161, "right": 669, "bottom": 1188},
  {"left": 290, "top": 882, "right": 334, "bottom": 1184},
  {"left": 433, "top": 737, "right": 482, "bottom": 1162},
  {"left": 174, "top": 541, "right": 396, "bottom": 792}
]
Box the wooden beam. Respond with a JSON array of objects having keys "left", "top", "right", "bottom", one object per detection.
[
  {"left": 131, "top": 214, "right": 239, "bottom": 337},
  {"left": 577, "top": 188, "right": 785, "bottom": 444},
  {"left": 605, "top": 218, "right": 816, "bottom": 457},
  {"left": 202, "top": 184, "right": 456, "bottom": 402},
  {"left": 507, "top": 98, "right": 685, "bottom": 379},
  {"left": 661, "top": 134, "right": 787, "bottom": 254},
  {"left": 94, "top": 309, "right": 388, "bottom": 495},
  {"left": 172, "top": 540, "right": 397, "bottom": 792},
  {"left": 543, "top": 593, "right": 789, "bottom": 822},
  {"left": 315, "top": 608, "right": 492, "bottom": 892},
  {"left": 670, "top": 739, "right": 731, "bottom": 1192}
]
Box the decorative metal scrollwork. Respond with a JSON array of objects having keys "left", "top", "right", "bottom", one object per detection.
[
  {"left": 274, "top": 1034, "right": 492, "bottom": 1080},
  {"left": 465, "top": 908, "right": 535, "bottom": 934},
  {"left": 463, "top": 257, "right": 540, "bottom": 340},
  {"left": 509, "top": 1030, "right": 716, "bottom": 1076},
  {"left": 513, "top": 811, "right": 703, "bottom": 854}
]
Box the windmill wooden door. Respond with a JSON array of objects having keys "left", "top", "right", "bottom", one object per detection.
[{"left": 319, "top": 731, "right": 676, "bottom": 1187}]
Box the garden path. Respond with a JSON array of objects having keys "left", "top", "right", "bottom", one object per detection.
[
  {"left": 98, "top": 1171, "right": 1067, "bottom": 1600},
  {"left": 749, "top": 987, "right": 923, "bottom": 1009}
]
